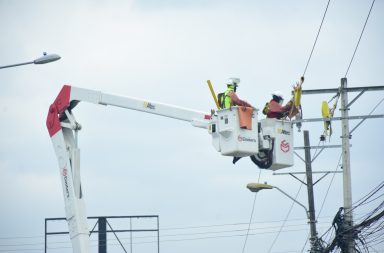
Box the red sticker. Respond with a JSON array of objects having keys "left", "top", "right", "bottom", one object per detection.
[{"left": 280, "top": 140, "right": 290, "bottom": 153}]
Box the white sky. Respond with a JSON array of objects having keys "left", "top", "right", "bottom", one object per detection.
[{"left": 0, "top": 0, "right": 383, "bottom": 252}]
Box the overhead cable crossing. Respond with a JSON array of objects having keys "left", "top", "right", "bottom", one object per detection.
[
  {"left": 344, "top": 0, "right": 376, "bottom": 77},
  {"left": 302, "top": 0, "right": 331, "bottom": 77}
]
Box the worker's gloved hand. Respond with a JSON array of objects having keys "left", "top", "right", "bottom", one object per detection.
[{"left": 282, "top": 111, "right": 289, "bottom": 118}]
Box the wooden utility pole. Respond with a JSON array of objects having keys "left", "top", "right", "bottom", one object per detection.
[{"left": 303, "top": 131, "right": 321, "bottom": 252}]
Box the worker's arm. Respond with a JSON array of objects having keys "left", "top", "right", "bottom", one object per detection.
[
  {"left": 282, "top": 100, "right": 293, "bottom": 112},
  {"left": 228, "top": 91, "right": 252, "bottom": 108},
  {"left": 267, "top": 100, "right": 292, "bottom": 119}
]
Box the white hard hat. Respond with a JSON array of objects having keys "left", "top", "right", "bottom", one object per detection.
[
  {"left": 272, "top": 90, "right": 284, "bottom": 99},
  {"left": 227, "top": 77, "right": 240, "bottom": 87}
]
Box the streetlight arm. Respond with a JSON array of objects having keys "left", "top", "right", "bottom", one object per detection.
[
  {"left": 0, "top": 61, "right": 34, "bottom": 69},
  {"left": 0, "top": 53, "right": 61, "bottom": 69},
  {"left": 273, "top": 186, "right": 310, "bottom": 219}
]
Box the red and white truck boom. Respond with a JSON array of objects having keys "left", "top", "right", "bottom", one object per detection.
[{"left": 46, "top": 85, "right": 294, "bottom": 253}]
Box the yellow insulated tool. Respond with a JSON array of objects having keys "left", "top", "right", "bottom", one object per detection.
[
  {"left": 294, "top": 78, "right": 303, "bottom": 107},
  {"left": 321, "top": 101, "right": 332, "bottom": 136},
  {"left": 207, "top": 80, "right": 220, "bottom": 109},
  {"left": 288, "top": 76, "right": 304, "bottom": 119}
]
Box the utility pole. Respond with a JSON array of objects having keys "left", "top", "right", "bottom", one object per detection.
[
  {"left": 99, "top": 217, "right": 107, "bottom": 253},
  {"left": 303, "top": 130, "right": 322, "bottom": 253},
  {"left": 274, "top": 130, "right": 327, "bottom": 252},
  {"left": 297, "top": 81, "right": 384, "bottom": 252},
  {"left": 340, "top": 78, "right": 354, "bottom": 252},
  {"left": 271, "top": 81, "right": 384, "bottom": 252}
]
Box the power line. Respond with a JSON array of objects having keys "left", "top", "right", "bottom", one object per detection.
[
  {"left": 160, "top": 217, "right": 320, "bottom": 231},
  {"left": 302, "top": 0, "right": 331, "bottom": 77},
  {"left": 350, "top": 97, "right": 384, "bottom": 135},
  {"left": 0, "top": 235, "right": 43, "bottom": 240},
  {"left": 316, "top": 153, "right": 343, "bottom": 218},
  {"left": 344, "top": 0, "right": 376, "bottom": 77},
  {"left": 300, "top": 152, "right": 343, "bottom": 253},
  {"left": 115, "top": 224, "right": 332, "bottom": 244},
  {"left": 241, "top": 169, "right": 262, "bottom": 253},
  {"left": 1, "top": 227, "right": 330, "bottom": 253},
  {"left": 0, "top": 216, "right": 333, "bottom": 242},
  {"left": 320, "top": 180, "right": 384, "bottom": 252},
  {"left": 267, "top": 177, "right": 306, "bottom": 253},
  {"left": 0, "top": 222, "right": 332, "bottom": 249},
  {"left": 352, "top": 181, "right": 384, "bottom": 209}
]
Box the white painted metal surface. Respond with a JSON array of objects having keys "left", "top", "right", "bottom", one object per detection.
[
  {"left": 70, "top": 86, "right": 210, "bottom": 128},
  {"left": 47, "top": 85, "right": 295, "bottom": 253},
  {"left": 260, "top": 118, "right": 294, "bottom": 170},
  {"left": 50, "top": 129, "right": 90, "bottom": 253},
  {"left": 211, "top": 107, "right": 259, "bottom": 157}
]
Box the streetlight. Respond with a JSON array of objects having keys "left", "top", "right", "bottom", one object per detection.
[
  {"left": 246, "top": 182, "right": 309, "bottom": 219},
  {"left": 247, "top": 182, "right": 324, "bottom": 253},
  {"left": 0, "top": 52, "right": 61, "bottom": 69}
]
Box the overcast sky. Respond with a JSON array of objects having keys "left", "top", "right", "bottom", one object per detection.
[{"left": 1, "top": 0, "right": 383, "bottom": 253}]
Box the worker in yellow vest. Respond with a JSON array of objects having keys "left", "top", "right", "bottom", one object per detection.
[
  {"left": 220, "top": 78, "right": 252, "bottom": 109},
  {"left": 219, "top": 78, "right": 253, "bottom": 165}
]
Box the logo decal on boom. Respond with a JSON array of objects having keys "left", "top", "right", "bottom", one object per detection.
[
  {"left": 238, "top": 135, "right": 257, "bottom": 143},
  {"left": 277, "top": 128, "right": 291, "bottom": 135},
  {"left": 280, "top": 140, "right": 290, "bottom": 153},
  {"left": 62, "top": 168, "right": 70, "bottom": 198},
  {"left": 144, "top": 102, "right": 156, "bottom": 110}
]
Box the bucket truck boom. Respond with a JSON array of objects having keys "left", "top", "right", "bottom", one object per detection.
[{"left": 46, "top": 84, "right": 294, "bottom": 253}]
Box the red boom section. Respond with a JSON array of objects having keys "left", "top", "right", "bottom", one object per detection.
[{"left": 46, "top": 85, "right": 71, "bottom": 137}]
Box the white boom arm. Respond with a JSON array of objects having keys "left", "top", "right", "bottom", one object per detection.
[
  {"left": 46, "top": 85, "right": 211, "bottom": 253},
  {"left": 46, "top": 85, "right": 295, "bottom": 253}
]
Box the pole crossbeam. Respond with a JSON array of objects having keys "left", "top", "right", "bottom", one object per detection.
[
  {"left": 273, "top": 171, "right": 342, "bottom": 175},
  {"left": 301, "top": 86, "right": 384, "bottom": 95},
  {"left": 294, "top": 145, "right": 344, "bottom": 150},
  {"left": 291, "top": 114, "right": 383, "bottom": 124}
]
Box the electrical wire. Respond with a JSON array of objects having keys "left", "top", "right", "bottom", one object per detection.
[
  {"left": 350, "top": 97, "right": 384, "bottom": 135},
  {"left": 300, "top": 152, "right": 343, "bottom": 252},
  {"left": 311, "top": 139, "right": 322, "bottom": 162},
  {"left": 3, "top": 222, "right": 332, "bottom": 248},
  {"left": 352, "top": 181, "right": 384, "bottom": 208},
  {"left": 117, "top": 223, "right": 331, "bottom": 242},
  {"left": 160, "top": 217, "right": 310, "bottom": 231},
  {"left": 302, "top": 0, "right": 331, "bottom": 77},
  {"left": 267, "top": 177, "right": 305, "bottom": 253},
  {"left": 3, "top": 178, "right": 379, "bottom": 252},
  {"left": 0, "top": 216, "right": 335, "bottom": 242},
  {"left": 0, "top": 223, "right": 334, "bottom": 250},
  {"left": 344, "top": 0, "right": 376, "bottom": 77},
  {"left": 343, "top": 181, "right": 384, "bottom": 221},
  {"left": 316, "top": 153, "right": 343, "bottom": 218},
  {"left": 357, "top": 192, "right": 384, "bottom": 208},
  {"left": 320, "top": 180, "right": 384, "bottom": 252},
  {"left": 0, "top": 235, "right": 43, "bottom": 240},
  {"left": 0, "top": 226, "right": 331, "bottom": 252},
  {"left": 241, "top": 169, "right": 262, "bottom": 253}
]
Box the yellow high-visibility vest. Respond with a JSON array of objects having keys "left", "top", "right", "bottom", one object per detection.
[{"left": 223, "top": 87, "right": 235, "bottom": 109}]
